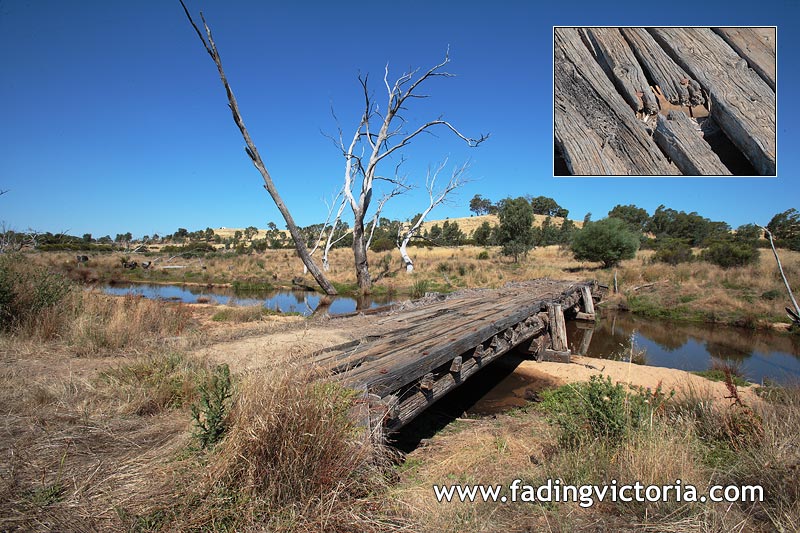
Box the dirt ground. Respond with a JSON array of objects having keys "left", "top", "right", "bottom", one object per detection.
[{"left": 516, "top": 356, "right": 760, "bottom": 404}]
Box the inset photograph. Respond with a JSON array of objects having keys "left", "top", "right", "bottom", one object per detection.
[{"left": 554, "top": 27, "right": 776, "bottom": 176}]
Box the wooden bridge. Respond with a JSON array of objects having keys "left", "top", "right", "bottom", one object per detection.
[{"left": 312, "top": 279, "right": 603, "bottom": 431}]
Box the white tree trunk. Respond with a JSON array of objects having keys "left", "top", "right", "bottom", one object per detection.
[{"left": 399, "top": 236, "right": 414, "bottom": 272}]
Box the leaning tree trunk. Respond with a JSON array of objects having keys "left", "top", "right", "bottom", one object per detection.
[
  {"left": 179, "top": 2, "right": 336, "bottom": 295},
  {"left": 352, "top": 221, "right": 372, "bottom": 293},
  {"left": 399, "top": 235, "right": 414, "bottom": 272}
]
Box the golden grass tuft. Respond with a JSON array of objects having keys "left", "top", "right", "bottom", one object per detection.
[
  {"left": 70, "top": 292, "right": 192, "bottom": 354},
  {"left": 173, "top": 366, "right": 403, "bottom": 532}
]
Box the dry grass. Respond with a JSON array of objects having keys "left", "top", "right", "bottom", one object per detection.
[
  {"left": 172, "top": 366, "right": 404, "bottom": 532},
  {"left": 69, "top": 293, "right": 193, "bottom": 354}
]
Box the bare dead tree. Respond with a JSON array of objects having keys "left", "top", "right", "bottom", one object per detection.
[
  {"left": 396, "top": 159, "right": 469, "bottom": 272},
  {"left": 760, "top": 226, "right": 800, "bottom": 326},
  {"left": 321, "top": 197, "right": 349, "bottom": 271},
  {"left": 364, "top": 183, "right": 410, "bottom": 252},
  {"left": 334, "top": 51, "right": 488, "bottom": 293},
  {"left": 179, "top": 1, "right": 337, "bottom": 295},
  {"left": 303, "top": 188, "right": 346, "bottom": 274}
]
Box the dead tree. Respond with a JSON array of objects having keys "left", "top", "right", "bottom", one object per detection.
[
  {"left": 397, "top": 159, "right": 469, "bottom": 272},
  {"left": 364, "top": 183, "right": 409, "bottom": 252},
  {"left": 334, "top": 51, "right": 488, "bottom": 293},
  {"left": 760, "top": 226, "right": 800, "bottom": 326},
  {"left": 179, "top": 2, "right": 337, "bottom": 295}
]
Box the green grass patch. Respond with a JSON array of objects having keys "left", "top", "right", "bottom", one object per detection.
[
  {"left": 211, "top": 306, "right": 284, "bottom": 322},
  {"left": 231, "top": 280, "right": 274, "bottom": 292},
  {"left": 331, "top": 281, "right": 359, "bottom": 295},
  {"left": 692, "top": 369, "right": 752, "bottom": 387}
]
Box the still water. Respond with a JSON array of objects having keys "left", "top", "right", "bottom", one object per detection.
[
  {"left": 568, "top": 311, "right": 800, "bottom": 385},
  {"left": 101, "top": 282, "right": 395, "bottom": 316}
]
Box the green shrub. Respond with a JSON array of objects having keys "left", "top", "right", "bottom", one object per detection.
[
  {"left": 539, "top": 375, "right": 672, "bottom": 447},
  {"left": 571, "top": 218, "right": 640, "bottom": 268},
  {"left": 192, "top": 363, "right": 233, "bottom": 449},
  {"left": 0, "top": 254, "right": 77, "bottom": 336},
  {"left": 701, "top": 239, "right": 759, "bottom": 268},
  {"left": 477, "top": 250, "right": 490, "bottom": 260},
  {"left": 761, "top": 289, "right": 781, "bottom": 301},
  {"left": 652, "top": 237, "right": 693, "bottom": 265},
  {"left": 369, "top": 237, "right": 395, "bottom": 253},
  {"left": 411, "top": 279, "right": 430, "bottom": 299}
]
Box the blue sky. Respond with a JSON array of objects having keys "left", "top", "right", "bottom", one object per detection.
[{"left": 0, "top": 0, "right": 797, "bottom": 238}]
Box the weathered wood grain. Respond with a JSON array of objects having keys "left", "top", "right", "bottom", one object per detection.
[
  {"left": 587, "top": 28, "right": 658, "bottom": 114},
  {"left": 554, "top": 28, "right": 679, "bottom": 176},
  {"left": 649, "top": 27, "right": 776, "bottom": 175},
  {"left": 653, "top": 110, "right": 732, "bottom": 175},
  {"left": 619, "top": 27, "right": 704, "bottom": 106},
  {"left": 713, "top": 27, "right": 776, "bottom": 91}
]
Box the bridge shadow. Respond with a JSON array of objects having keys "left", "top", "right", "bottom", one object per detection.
[{"left": 389, "top": 351, "right": 530, "bottom": 453}]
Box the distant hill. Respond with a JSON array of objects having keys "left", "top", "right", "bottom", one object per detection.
[{"left": 213, "top": 213, "right": 583, "bottom": 241}]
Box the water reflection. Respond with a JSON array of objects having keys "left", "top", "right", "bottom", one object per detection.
[
  {"left": 568, "top": 312, "right": 800, "bottom": 384},
  {"left": 101, "top": 282, "right": 395, "bottom": 316}
]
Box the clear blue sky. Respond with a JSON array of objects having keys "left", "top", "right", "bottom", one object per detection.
[{"left": 0, "top": 0, "right": 797, "bottom": 239}]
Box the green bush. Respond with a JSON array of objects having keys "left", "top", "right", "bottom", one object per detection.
[
  {"left": 571, "top": 218, "right": 640, "bottom": 268},
  {"left": 652, "top": 238, "right": 694, "bottom": 265},
  {"left": 369, "top": 237, "right": 395, "bottom": 252},
  {"left": 411, "top": 279, "right": 430, "bottom": 299},
  {"left": 539, "top": 375, "right": 672, "bottom": 447},
  {"left": 192, "top": 364, "right": 233, "bottom": 449},
  {"left": 701, "top": 239, "right": 759, "bottom": 268},
  {"left": 0, "top": 254, "right": 77, "bottom": 336},
  {"left": 477, "top": 250, "right": 490, "bottom": 260}
]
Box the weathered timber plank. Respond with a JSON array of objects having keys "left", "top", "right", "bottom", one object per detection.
[
  {"left": 653, "top": 110, "right": 732, "bottom": 175},
  {"left": 548, "top": 304, "right": 568, "bottom": 352},
  {"left": 386, "top": 317, "right": 547, "bottom": 429},
  {"left": 355, "top": 288, "right": 584, "bottom": 396},
  {"left": 554, "top": 28, "right": 679, "bottom": 176},
  {"left": 580, "top": 285, "right": 596, "bottom": 315},
  {"left": 619, "top": 27, "right": 704, "bottom": 106},
  {"left": 649, "top": 27, "right": 776, "bottom": 175},
  {"left": 337, "top": 300, "right": 532, "bottom": 385},
  {"left": 713, "top": 27, "right": 775, "bottom": 91},
  {"left": 587, "top": 28, "right": 658, "bottom": 114}
]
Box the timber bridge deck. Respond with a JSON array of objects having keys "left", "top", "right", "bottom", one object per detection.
[{"left": 312, "top": 279, "right": 603, "bottom": 431}]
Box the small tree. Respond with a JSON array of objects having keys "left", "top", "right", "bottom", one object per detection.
[
  {"left": 472, "top": 221, "right": 495, "bottom": 246},
  {"left": 571, "top": 218, "right": 639, "bottom": 268},
  {"left": 766, "top": 208, "right": 800, "bottom": 251},
  {"left": 469, "top": 194, "right": 493, "bottom": 216},
  {"left": 608, "top": 204, "right": 650, "bottom": 233},
  {"left": 497, "top": 197, "right": 535, "bottom": 262},
  {"left": 529, "top": 195, "right": 568, "bottom": 218}
]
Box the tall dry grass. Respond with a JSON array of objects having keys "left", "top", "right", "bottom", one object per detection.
[
  {"left": 70, "top": 293, "right": 192, "bottom": 354},
  {"left": 173, "top": 366, "right": 402, "bottom": 532}
]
